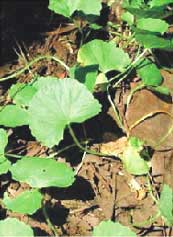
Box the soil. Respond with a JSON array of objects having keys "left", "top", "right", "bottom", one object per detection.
[{"left": 0, "top": 1, "right": 173, "bottom": 236}]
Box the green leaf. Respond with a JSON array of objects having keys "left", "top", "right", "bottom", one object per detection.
[
  {"left": 125, "top": 6, "right": 166, "bottom": 19},
  {"left": 158, "top": 184, "right": 173, "bottom": 226},
  {"left": 28, "top": 78, "right": 101, "bottom": 147},
  {"left": 122, "top": 145, "right": 149, "bottom": 175},
  {"left": 95, "top": 73, "right": 108, "bottom": 92},
  {"left": 135, "top": 33, "right": 171, "bottom": 48},
  {"left": 77, "top": 39, "right": 131, "bottom": 73},
  {"left": 149, "top": 85, "right": 171, "bottom": 95},
  {"left": 0, "top": 218, "right": 33, "bottom": 236},
  {"left": 0, "top": 105, "right": 29, "bottom": 127},
  {"left": 150, "top": 0, "right": 173, "bottom": 7},
  {"left": 48, "top": 0, "right": 102, "bottom": 18},
  {"left": 0, "top": 155, "right": 6, "bottom": 163},
  {"left": 92, "top": 220, "right": 137, "bottom": 236},
  {"left": 129, "top": 136, "right": 144, "bottom": 151},
  {"left": 9, "top": 83, "right": 37, "bottom": 106},
  {"left": 69, "top": 65, "right": 98, "bottom": 91},
  {"left": 0, "top": 159, "right": 11, "bottom": 175},
  {"left": 121, "top": 11, "right": 134, "bottom": 25},
  {"left": 32, "top": 76, "right": 58, "bottom": 90},
  {"left": 0, "top": 129, "right": 8, "bottom": 154},
  {"left": 136, "top": 59, "right": 163, "bottom": 86},
  {"left": 10, "top": 157, "right": 75, "bottom": 188},
  {"left": 123, "top": 0, "right": 145, "bottom": 8},
  {"left": 136, "top": 18, "right": 169, "bottom": 33},
  {"left": 3, "top": 190, "right": 42, "bottom": 215},
  {"left": 90, "top": 23, "right": 102, "bottom": 30}
]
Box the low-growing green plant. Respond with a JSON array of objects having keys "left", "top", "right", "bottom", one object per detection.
[
  {"left": 0, "top": 0, "right": 173, "bottom": 235},
  {"left": 0, "top": 128, "right": 75, "bottom": 235}
]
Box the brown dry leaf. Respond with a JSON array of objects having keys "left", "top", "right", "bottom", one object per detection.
[
  {"left": 100, "top": 136, "right": 128, "bottom": 156},
  {"left": 26, "top": 141, "right": 47, "bottom": 157},
  {"left": 125, "top": 89, "right": 173, "bottom": 150}
]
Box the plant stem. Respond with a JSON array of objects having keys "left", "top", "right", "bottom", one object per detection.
[
  {"left": 109, "top": 48, "right": 148, "bottom": 87},
  {"left": 126, "top": 83, "right": 145, "bottom": 106},
  {"left": 0, "top": 55, "right": 70, "bottom": 82},
  {"left": 48, "top": 140, "right": 92, "bottom": 158},
  {"left": 107, "top": 85, "right": 125, "bottom": 132},
  {"left": 147, "top": 175, "right": 159, "bottom": 204},
  {"left": 6, "top": 153, "right": 23, "bottom": 159},
  {"left": 68, "top": 124, "right": 113, "bottom": 157},
  {"left": 42, "top": 205, "right": 59, "bottom": 236}
]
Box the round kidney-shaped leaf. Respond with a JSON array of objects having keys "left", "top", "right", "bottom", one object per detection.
[
  {"left": 48, "top": 0, "right": 102, "bottom": 18},
  {"left": 136, "top": 18, "right": 169, "bottom": 34},
  {"left": 0, "top": 105, "right": 29, "bottom": 127},
  {"left": 78, "top": 39, "right": 131, "bottom": 73},
  {"left": 158, "top": 184, "right": 173, "bottom": 226},
  {"left": 10, "top": 157, "right": 75, "bottom": 188},
  {"left": 136, "top": 59, "right": 163, "bottom": 86},
  {"left": 0, "top": 218, "right": 33, "bottom": 236},
  {"left": 28, "top": 78, "right": 101, "bottom": 147},
  {"left": 3, "top": 190, "right": 42, "bottom": 215},
  {"left": 92, "top": 220, "right": 137, "bottom": 236},
  {"left": 122, "top": 145, "right": 149, "bottom": 175},
  {"left": 9, "top": 83, "right": 37, "bottom": 106}
]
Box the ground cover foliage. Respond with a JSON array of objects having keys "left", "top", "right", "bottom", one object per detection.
[{"left": 0, "top": 0, "right": 173, "bottom": 236}]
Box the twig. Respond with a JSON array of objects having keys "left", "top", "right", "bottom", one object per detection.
[
  {"left": 68, "top": 124, "right": 113, "bottom": 157},
  {"left": 0, "top": 55, "right": 70, "bottom": 82},
  {"left": 107, "top": 84, "right": 125, "bottom": 131}
]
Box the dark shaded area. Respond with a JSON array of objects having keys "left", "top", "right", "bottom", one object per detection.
[
  {"left": 0, "top": 0, "right": 66, "bottom": 65},
  {"left": 33, "top": 228, "right": 50, "bottom": 237},
  {"left": 32, "top": 204, "right": 69, "bottom": 227},
  {"left": 43, "top": 176, "right": 95, "bottom": 201}
]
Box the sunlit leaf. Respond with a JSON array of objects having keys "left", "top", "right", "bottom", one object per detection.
[
  {"left": 121, "top": 11, "right": 134, "bottom": 25},
  {"left": 124, "top": 6, "right": 166, "bottom": 19},
  {"left": 159, "top": 184, "right": 173, "bottom": 226},
  {"left": 28, "top": 78, "right": 101, "bottom": 147},
  {"left": 122, "top": 145, "right": 149, "bottom": 175},
  {"left": 69, "top": 65, "right": 98, "bottom": 91},
  {"left": 48, "top": 0, "right": 102, "bottom": 18},
  {"left": 136, "top": 59, "right": 163, "bottom": 86},
  {"left": 0, "top": 218, "right": 33, "bottom": 236},
  {"left": 129, "top": 136, "right": 144, "bottom": 151},
  {"left": 32, "top": 76, "right": 58, "bottom": 90},
  {"left": 8, "top": 83, "right": 37, "bottom": 106},
  {"left": 10, "top": 157, "right": 75, "bottom": 188},
  {"left": 92, "top": 220, "right": 137, "bottom": 236},
  {"left": 136, "top": 18, "right": 169, "bottom": 33},
  {"left": 3, "top": 190, "right": 42, "bottom": 215},
  {"left": 78, "top": 39, "right": 131, "bottom": 73},
  {"left": 149, "top": 85, "right": 170, "bottom": 95},
  {"left": 135, "top": 33, "right": 172, "bottom": 48},
  {"left": 0, "top": 155, "right": 6, "bottom": 163},
  {"left": 123, "top": 0, "right": 145, "bottom": 8},
  {"left": 0, "top": 105, "right": 29, "bottom": 127},
  {"left": 0, "top": 159, "right": 11, "bottom": 175},
  {"left": 0, "top": 129, "right": 8, "bottom": 154},
  {"left": 121, "top": 137, "right": 149, "bottom": 175},
  {"left": 150, "top": 0, "right": 173, "bottom": 7}
]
